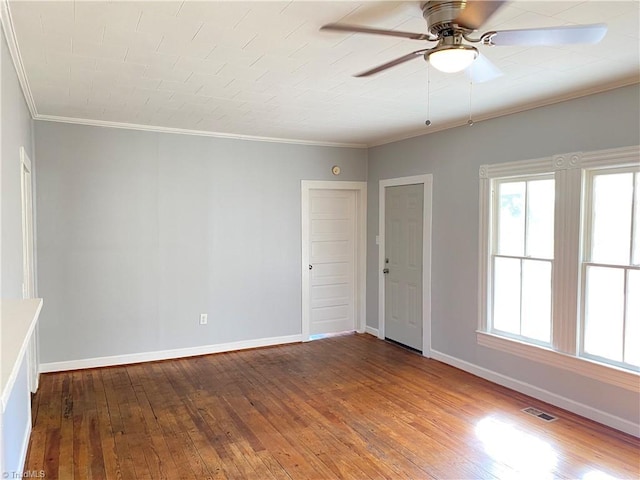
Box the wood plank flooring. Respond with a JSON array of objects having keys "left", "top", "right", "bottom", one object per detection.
[{"left": 25, "top": 334, "right": 639, "bottom": 479}]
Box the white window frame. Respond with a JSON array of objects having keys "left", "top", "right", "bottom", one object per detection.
[
  {"left": 489, "top": 174, "right": 555, "bottom": 347},
  {"left": 580, "top": 165, "right": 640, "bottom": 371},
  {"left": 478, "top": 145, "right": 640, "bottom": 392}
]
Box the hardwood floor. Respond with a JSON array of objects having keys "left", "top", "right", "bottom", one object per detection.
[{"left": 25, "top": 334, "right": 639, "bottom": 479}]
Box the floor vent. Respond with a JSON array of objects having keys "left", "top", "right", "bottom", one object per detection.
[{"left": 522, "top": 407, "right": 557, "bottom": 422}]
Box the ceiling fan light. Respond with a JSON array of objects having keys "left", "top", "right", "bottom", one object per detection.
[{"left": 428, "top": 45, "right": 478, "bottom": 73}]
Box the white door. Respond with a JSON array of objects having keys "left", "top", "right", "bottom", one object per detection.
[
  {"left": 308, "top": 189, "right": 357, "bottom": 336},
  {"left": 21, "top": 147, "right": 39, "bottom": 392},
  {"left": 384, "top": 184, "right": 424, "bottom": 351}
]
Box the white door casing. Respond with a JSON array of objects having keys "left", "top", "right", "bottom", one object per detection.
[
  {"left": 384, "top": 184, "right": 424, "bottom": 351},
  {"left": 21, "top": 146, "right": 39, "bottom": 392},
  {"left": 302, "top": 181, "right": 366, "bottom": 341},
  {"left": 378, "top": 175, "right": 433, "bottom": 357}
]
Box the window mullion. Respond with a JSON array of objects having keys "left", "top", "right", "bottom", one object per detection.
[
  {"left": 552, "top": 167, "right": 581, "bottom": 354},
  {"left": 631, "top": 172, "right": 638, "bottom": 265},
  {"left": 524, "top": 181, "right": 529, "bottom": 257},
  {"left": 521, "top": 182, "right": 528, "bottom": 338},
  {"left": 626, "top": 173, "right": 638, "bottom": 365},
  {"left": 622, "top": 268, "right": 628, "bottom": 363},
  {"left": 519, "top": 258, "right": 524, "bottom": 336},
  {"left": 477, "top": 174, "right": 492, "bottom": 331}
]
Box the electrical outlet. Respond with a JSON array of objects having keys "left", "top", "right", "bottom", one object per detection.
[{"left": 199, "top": 313, "right": 208, "bottom": 325}]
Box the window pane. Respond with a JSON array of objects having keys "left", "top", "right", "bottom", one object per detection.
[
  {"left": 624, "top": 270, "right": 640, "bottom": 367},
  {"left": 526, "top": 179, "right": 554, "bottom": 259},
  {"left": 521, "top": 260, "right": 552, "bottom": 343},
  {"left": 591, "top": 173, "right": 633, "bottom": 265},
  {"left": 493, "top": 257, "right": 521, "bottom": 335},
  {"left": 584, "top": 266, "right": 624, "bottom": 362},
  {"left": 498, "top": 182, "right": 525, "bottom": 256},
  {"left": 633, "top": 173, "right": 639, "bottom": 266}
]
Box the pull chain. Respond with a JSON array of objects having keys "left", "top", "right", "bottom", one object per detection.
[
  {"left": 425, "top": 64, "right": 431, "bottom": 127},
  {"left": 467, "top": 80, "right": 474, "bottom": 126}
]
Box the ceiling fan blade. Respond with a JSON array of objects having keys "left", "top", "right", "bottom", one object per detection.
[
  {"left": 466, "top": 54, "right": 502, "bottom": 83},
  {"left": 321, "top": 23, "right": 431, "bottom": 41},
  {"left": 355, "top": 49, "right": 429, "bottom": 77},
  {"left": 454, "top": 0, "right": 506, "bottom": 30},
  {"left": 488, "top": 24, "right": 607, "bottom": 46}
]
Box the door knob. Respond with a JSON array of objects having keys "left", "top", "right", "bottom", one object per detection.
[
  {"left": 383, "top": 268, "right": 389, "bottom": 274},
  {"left": 309, "top": 264, "right": 313, "bottom": 270}
]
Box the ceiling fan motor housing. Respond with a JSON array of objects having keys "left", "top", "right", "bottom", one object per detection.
[
  {"left": 422, "top": 1, "right": 479, "bottom": 72},
  {"left": 422, "top": 1, "right": 472, "bottom": 36}
]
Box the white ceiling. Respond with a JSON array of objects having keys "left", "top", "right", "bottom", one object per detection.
[{"left": 4, "top": 0, "right": 640, "bottom": 147}]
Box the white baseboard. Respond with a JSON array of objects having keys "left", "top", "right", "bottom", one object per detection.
[
  {"left": 40, "top": 334, "right": 302, "bottom": 373},
  {"left": 430, "top": 349, "right": 639, "bottom": 438},
  {"left": 365, "top": 326, "right": 379, "bottom": 337}
]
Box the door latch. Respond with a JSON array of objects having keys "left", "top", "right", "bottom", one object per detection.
[{"left": 383, "top": 268, "right": 389, "bottom": 274}]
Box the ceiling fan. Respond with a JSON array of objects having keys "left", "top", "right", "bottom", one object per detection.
[{"left": 320, "top": 0, "right": 607, "bottom": 82}]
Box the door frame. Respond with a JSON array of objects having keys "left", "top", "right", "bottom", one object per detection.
[
  {"left": 21, "top": 146, "right": 39, "bottom": 392},
  {"left": 301, "top": 181, "right": 367, "bottom": 341},
  {"left": 378, "top": 175, "right": 433, "bottom": 357}
]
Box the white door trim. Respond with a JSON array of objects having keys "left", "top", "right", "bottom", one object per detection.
[
  {"left": 301, "top": 181, "right": 367, "bottom": 341},
  {"left": 379, "top": 175, "right": 433, "bottom": 357},
  {"left": 20, "top": 146, "right": 39, "bottom": 392}
]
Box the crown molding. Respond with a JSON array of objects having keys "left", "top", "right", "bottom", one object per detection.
[
  {"left": 368, "top": 76, "right": 640, "bottom": 148},
  {"left": 31, "top": 76, "right": 640, "bottom": 150},
  {"left": 34, "top": 114, "right": 368, "bottom": 149},
  {"left": 0, "top": 0, "right": 37, "bottom": 117}
]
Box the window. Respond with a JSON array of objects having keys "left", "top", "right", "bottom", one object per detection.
[
  {"left": 492, "top": 177, "right": 554, "bottom": 344},
  {"left": 582, "top": 168, "right": 640, "bottom": 369},
  {"left": 478, "top": 146, "right": 640, "bottom": 390}
]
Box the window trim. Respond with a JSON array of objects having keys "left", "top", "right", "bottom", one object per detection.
[
  {"left": 476, "top": 331, "right": 638, "bottom": 391},
  {"left": 478, "top": 145, "right": 640, "bottom": 390}
]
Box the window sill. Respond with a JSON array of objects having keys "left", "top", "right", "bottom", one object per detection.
[{"left": 476, "top": 331, "right": 639, "bottom": 392}]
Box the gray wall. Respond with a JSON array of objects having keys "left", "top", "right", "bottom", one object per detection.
[
  {"left": 35, "top": 122, "right": 367, "bottom": 363},
  {"left": 1, "top": 28, "right": 36, "bottom": 477},
  {"left": 1, "top": 31, "right": 33, "bottom": 299},
  {"left": 367, "top": 84, "right": 640, "bottom": 425}
]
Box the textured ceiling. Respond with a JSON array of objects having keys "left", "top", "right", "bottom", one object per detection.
[{"left": 4, "top": 1, "right": 640, "bottom": 146}]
